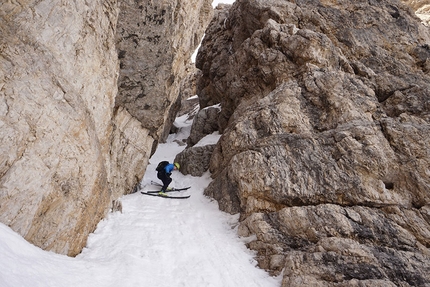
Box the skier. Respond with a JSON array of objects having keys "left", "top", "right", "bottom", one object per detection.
[{"left": 156, "top": 161, "right": 180, "bottom": 195}]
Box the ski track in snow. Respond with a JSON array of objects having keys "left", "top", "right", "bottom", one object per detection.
[{"left": 0, "top": 111, "right": 280, "bottom": 287}]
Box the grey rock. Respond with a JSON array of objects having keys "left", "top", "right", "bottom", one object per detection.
[
  {"left": 187, "top": 105, "right": 221, "bottom": 147},
  {"left": 175, "top": 144, "right": 216, "bottom": 176},
  {"left": 116, "top": 0, "right": 213, "bottom": 142},
  {"left": 195, "top": 0, "right": 430, "bottom": 284}
]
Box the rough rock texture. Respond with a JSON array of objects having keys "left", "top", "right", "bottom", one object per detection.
[
  {"left": 175, "top": 144, "right": 216, "bottom": 176},
  {"left": 402, "top": 0, "right": 430, "bottom": 10},
  {"left": 177, "top": 64, "right": 201, "bottom": 118},
  {"left": 192, "top": 0, "right": 430, "bottom": 285},
  {"left": 174, "top": 103, "right": 220, "bottom": 176},
  {"left": 187, "top": 105, "right": 221, "bottom": 147},
  {"left": 116, "top": 0, "right": 213, "bottom": 142},
  {"left": 0, "top": 0, "right": 119, "bottom": 256},
  {"left": 0, "top": 0, "right": 212, "bottom": 256},
  {"left": 109, "top": 106, "right": 153, "bottom": 198}
]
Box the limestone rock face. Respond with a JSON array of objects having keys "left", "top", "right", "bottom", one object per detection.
[
  {"left": 0, "top": 0, "right": 119, "bottom": 256},
  {"left": 0, "top": 0, "right": 212, "bottom": 256},
  {"left": 175, "top": 103, "right": 220, "bottom": 176},
  {"left": 194, "top": 0, "right": 430, "bottom": 284},
  {"left": 116, "top": 0, "right": 213, "bottom": 142}
]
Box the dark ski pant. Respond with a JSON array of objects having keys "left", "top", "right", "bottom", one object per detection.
[{"left": 157, "top": 171, "right": 172, "bottom": 192}]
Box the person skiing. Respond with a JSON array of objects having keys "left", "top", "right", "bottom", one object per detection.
[{"left": 156, "top": 161, "right": 180, "bottom": 195}]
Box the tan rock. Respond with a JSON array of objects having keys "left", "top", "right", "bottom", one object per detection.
[
  {"left": 0, "top": 0, "right": 212, "bottom": 256},
  {"left": 0, "top": 0, "right": 119, "bottom": 256}
]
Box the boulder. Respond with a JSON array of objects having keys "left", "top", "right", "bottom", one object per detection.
[
  {"left": 187, "top": 105, "right": 221, "bottom": 147},
  {"left": 175, "top": 144, "right": 216, "bottom": 176}
]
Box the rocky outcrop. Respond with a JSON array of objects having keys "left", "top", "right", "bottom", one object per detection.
[
  {"left": 191, "top": 0, "right": 430, "bottom": 285},
  {"left": 175, "top": 144, "right": 216, "bottom": 176},
  {"left": 0, "top": 0, "right": 212, "bottom": 256},
  {"left": 177, "top": 64, "right": 201, "bottom": 118}
]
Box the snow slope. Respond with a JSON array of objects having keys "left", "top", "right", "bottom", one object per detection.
[{"left": 0, "top": 111, "right": 280, "bottom": 287}]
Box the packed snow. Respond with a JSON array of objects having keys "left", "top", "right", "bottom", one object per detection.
[{"left": 0, "top": 109, "right": 281, "bottom": 287}]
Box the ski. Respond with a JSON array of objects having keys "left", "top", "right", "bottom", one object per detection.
[
  {"left": 141, "top": 191, "right": 190, "bottom": 199},
  {"left": 146, "top": 187, "right": 191, "bottom": 193},
  {"left": 146, "top": 190, "right": 174, "bottom": 194},
  {"left": 171, "top": 186, "right": 191, "bottom": 191},
  {"left": 149, "top": 181, "right": 191, "bottom": 191}
]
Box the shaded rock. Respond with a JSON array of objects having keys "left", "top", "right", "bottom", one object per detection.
[
  {"left": 177, "top": 64, "right": 201, "bottom": 118},
  {"left": 239, "top": 204, "right": 430, "bottom": 286},
  {"left": 174, "top": 144, "right": 216, "bottom": 176},
  {"left": 177, "top": 103, "right": 221, "bottom": 176},
  {"left": 187, "top": 105, "right": 221, "bottom": 147},
  {"left": 116, "top": 0, "right": 213, "bottom": 142}
]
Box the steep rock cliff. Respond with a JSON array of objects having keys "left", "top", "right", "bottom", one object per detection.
[
  {"left": 192, "top": 0, "right": 430, "bottom": 285},
  {"left": 0, "top": 0, "right": 212, "bottom": 256},
  {"left": 116, "top": 0, "right": 212, "bottom": 142},
  {"left": 0, "top": 0, "right": 119, "bottom": 256}
]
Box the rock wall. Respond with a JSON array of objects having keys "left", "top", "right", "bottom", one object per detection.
[
  {"left": 111, "top": 0, "right": 212, "bottom": 205},
  {"left": 116, "top": 0, "right": 212, "bottom": 142},
  {"left": 192, "top": 0, "right": 430, "bottom": 285},
  {"left": 0, "top": 0, "right": 119, "bottom": 256},
  {"left": 0, "top": 0, "right": 212, "bottom": 256}
]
